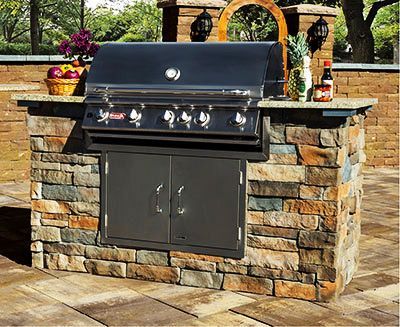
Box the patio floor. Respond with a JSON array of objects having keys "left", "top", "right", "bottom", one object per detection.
[{"left": 0, "top": 168, "right": 398, "bottom": 326}]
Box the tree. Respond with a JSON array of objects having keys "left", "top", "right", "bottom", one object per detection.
[
  {"left": 226, "top": 0, "right": 398, "bottom": 63},
  {"left": 29, "top": 0, "right": 39, "bottom": 54},
  {"left": 342, "top": 0, "right": 398, "bottom": 63},
  {"left": 0, "top": 5, "right": 30, "bottom": 42},
  {"left": 117, "top": 1, "right": 161, "bottom": 42},
  {"left": 371, "top": 0, "right": 399, "bottom": 61},
  {"left": 90, "top": 1, "right": 161, "bottom": 42},
  {"left": 227, "top": 0, "right": 340, "bottom": 42},
  {"left": 229, "top": 5, "right": 279, "bottom": 41}
]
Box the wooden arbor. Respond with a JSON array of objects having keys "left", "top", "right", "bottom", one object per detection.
[{"left": 218, "top": 0, "right": 288, "bottom": 78}]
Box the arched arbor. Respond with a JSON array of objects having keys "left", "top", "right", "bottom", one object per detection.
[{"left": 218, "top": 0, "right": 288, "bottom": 80}]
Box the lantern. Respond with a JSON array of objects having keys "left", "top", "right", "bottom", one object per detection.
[
  {"left": 190, "top": 9, "right": 213, "bottom": 42},
  {"left": 307, "top": 16, "right": 329, "bottom": 54}
]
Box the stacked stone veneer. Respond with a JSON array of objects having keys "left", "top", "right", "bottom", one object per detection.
[{"left": 29, "top": 103, "right": 366, "bottom": 302}]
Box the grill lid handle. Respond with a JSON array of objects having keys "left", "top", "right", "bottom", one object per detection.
[
  {"left": 222, "top": 89, "right": 250, "bottom": 96},
  {"left": 91, "top": 87, "right": 250, "bottom": 98}
]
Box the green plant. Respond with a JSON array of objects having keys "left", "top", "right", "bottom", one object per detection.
[
  {"left": 0, "top": 42, "right": 58, "bottom": 55},
  {"left": 286, "top": 33, "right": 309, "bottom": 68}
]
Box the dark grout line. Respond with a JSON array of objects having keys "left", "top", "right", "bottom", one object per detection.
[
  {"left": 40, "top": 270, "right": 199, "bottom": 321},
  {"left": 24, "top": 283, "right": 109, "bottom": 327},
  {"left": 227, "top": 308, "right": 271, "bottom": 326},
  {"left": 369, "top": 305, "right": 400, "bottom": 320},
  {"left": 134, "top": 288, "right": 199, "bottom": 319}
]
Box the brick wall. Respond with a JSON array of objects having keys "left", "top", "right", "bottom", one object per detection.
[
  {"left": 0, "top": 90, "right": 30, "bottom": 183},
  {"left": 333, "top": 65, "right": 399, "bottom": 167},
  {"left": 0, "top": 58, "right": 73, "bottom": 183}
]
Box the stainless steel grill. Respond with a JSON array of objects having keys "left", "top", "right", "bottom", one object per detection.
[
  {"left": 82, "top": 42, "right": 284, "bottom": 258},
  {"left": 82, "top": 42, "right": 284, "bottom": 160}
]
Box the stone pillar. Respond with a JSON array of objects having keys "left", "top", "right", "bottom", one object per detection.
[
  {"left": 282, "top": 4, "right": 338, "bottom": 82},
  {"left": 157, "top": 0, "right": 227, "bottom": 42}
]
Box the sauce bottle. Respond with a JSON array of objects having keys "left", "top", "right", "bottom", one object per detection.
[{"left": 321, "top": 60, "right": 334, "bottom": 100}]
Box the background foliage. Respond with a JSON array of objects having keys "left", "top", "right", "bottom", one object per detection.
[{"left": 0, "top": 0, "right": 397, "bottom": 63}]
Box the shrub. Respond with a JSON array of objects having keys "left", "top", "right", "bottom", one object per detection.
[{"left": 0, "top": 42, "right": 58, "bottom": 55}]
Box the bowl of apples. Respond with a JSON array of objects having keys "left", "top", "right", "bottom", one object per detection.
[{"left": 45, "top": 62, "right": 86, "bottom": 96}]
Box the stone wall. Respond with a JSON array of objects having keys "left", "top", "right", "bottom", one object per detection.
[
  {"left": 28, "top": 102, "right": 366, "bottom": 302},
  {"left": 333, "top": 64, "right": 399, "bottom": 167}
]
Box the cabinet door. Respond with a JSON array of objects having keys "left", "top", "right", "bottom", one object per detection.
[
  {"left": 106, "top": 152, "right": 170, "bottom": 243},
  {"left": 171, "top": 156, "right": 241, "bottom": 250}
]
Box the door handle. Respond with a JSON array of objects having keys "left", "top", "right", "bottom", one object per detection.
[
  {"left": 155, "top": 183, "right": 164, "bottom": 213},
  {"left": 177, "top": 186, "right": 185, "bottom": 215}
]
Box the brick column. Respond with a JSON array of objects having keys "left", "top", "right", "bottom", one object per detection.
[
  {"left": 157, "top": 0, "right": 227, "bottom": 42},
  {"left": 282, "top": 4, "right": 338, "bottom": 82}
]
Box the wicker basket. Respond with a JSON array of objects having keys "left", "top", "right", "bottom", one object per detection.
[{"left": 45, "top": 78, "right": 84, "bottom": 96}]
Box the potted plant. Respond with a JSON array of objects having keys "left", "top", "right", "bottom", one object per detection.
[{"left": 45, "top": 29, "right": 100, "bottom": 96}]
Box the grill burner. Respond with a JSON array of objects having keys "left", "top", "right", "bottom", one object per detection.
[{"left": 82, "top": 42, "right": 284, "bottom": 258}]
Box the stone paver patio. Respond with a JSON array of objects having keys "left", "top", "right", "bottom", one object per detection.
[{"left": 0, "top": 168, "right": 398, "bottom": 326}]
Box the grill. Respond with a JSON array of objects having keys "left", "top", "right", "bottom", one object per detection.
[{"left": 82, "top": 42, "right": 284, "bottom": 258}]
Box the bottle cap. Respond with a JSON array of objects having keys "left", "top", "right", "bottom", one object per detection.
[{"left": 324, "top": 60, "right": 331, "bottom": 67}]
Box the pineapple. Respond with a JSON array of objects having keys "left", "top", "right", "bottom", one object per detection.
[{"left": 287, "top": 33, "right": 309, "bottom": 100}]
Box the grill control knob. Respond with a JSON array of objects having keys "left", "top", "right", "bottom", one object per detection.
[
  {"left": 194, "top": 111, "right": 210, "bottom": 126},
  {"left": 129, "top": 109, "right": 142, "bottom": 123},
  {"left": 161, "top": 110, "right": 175, "bottom": 124},
  {"left": 96, "top": 109, "right": 109, "bottom": 122},
  {"left": 177, "top": 111, "right": 191, "bottom": 124},
  {"left": 230, "top": 112, "right": 246, "bottom": 127}
]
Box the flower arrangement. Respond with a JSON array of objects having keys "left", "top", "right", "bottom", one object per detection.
[
  {"left": 58, "top": 29, "right": 100, "bottom": 63},
  {"left": 45, "top": 29, "right": 99, "bottom": 96}
]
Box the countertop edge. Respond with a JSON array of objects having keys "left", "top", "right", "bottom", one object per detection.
[
  {"left": 12, "top": 93, "right": 85, "bottom": 103},
  {"left": 258, "top": 98, "right": 378, "bottom": 109},
  {"left": 12, "top": 94, "right": 378, "bottom": 109}
]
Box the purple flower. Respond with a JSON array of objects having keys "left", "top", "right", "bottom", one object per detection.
[
  {"left": 58, "top": 29, "right": 100, "bottom": 59},
  {"left": 58, "top": 40, "right": 72, "bottom": 56},
  {"left": 88, "top": 42, "right": 100, "bottom": 57}
]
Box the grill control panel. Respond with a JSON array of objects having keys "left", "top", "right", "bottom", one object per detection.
[{"left": 84, "top": 105, "right": 260, "bottom": 137}]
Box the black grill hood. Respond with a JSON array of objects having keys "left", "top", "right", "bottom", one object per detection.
[{"left": 85, "top": 42, "right": 284, "bottom": 105}]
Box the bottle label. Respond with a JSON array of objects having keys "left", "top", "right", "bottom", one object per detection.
[{"left": 322, "top": 80, "right": 334, "bottom": 99}]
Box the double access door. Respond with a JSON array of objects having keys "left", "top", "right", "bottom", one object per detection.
[{"left": 102, "top": 151, "right": 246, "bottom": 258}]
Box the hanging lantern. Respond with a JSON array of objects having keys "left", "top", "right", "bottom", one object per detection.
[
  {"left": 307, "top": 16, "right": 329, "bottom": 54},
  {"left": 190, "top": 9, "right": 213, "bottom": 42}
]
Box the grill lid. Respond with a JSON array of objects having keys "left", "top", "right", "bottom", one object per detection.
[{"left": 85, "top": 42, "right": 284, "bottom": 104}]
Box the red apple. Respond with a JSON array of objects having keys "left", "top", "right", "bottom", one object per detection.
[
  {"left": 47, "top": 66, "right": 63, "bottom": 79},
  {"left": 63, "top": 69, "right": 80, "bottom": 79}
]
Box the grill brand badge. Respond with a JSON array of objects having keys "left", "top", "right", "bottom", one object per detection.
[
  {"left": 109, "top": 112, "right": 126, "bottom": 120},
  {"left": 165, "top": 67, "right": 181, "bottom": 81}
]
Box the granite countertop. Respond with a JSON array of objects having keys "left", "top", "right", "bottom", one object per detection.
[
  {"left": 11, "top": 93, "right": 85, "bottom": 103},
  {"left": 0, "top": 84, "right": 40, "bottom": 92},
  {"left": 12, "top": 93, "right": 378, "bottom": 112},
  {"left": 258, "top": 98, "right": 378, "bottom": 109}
]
